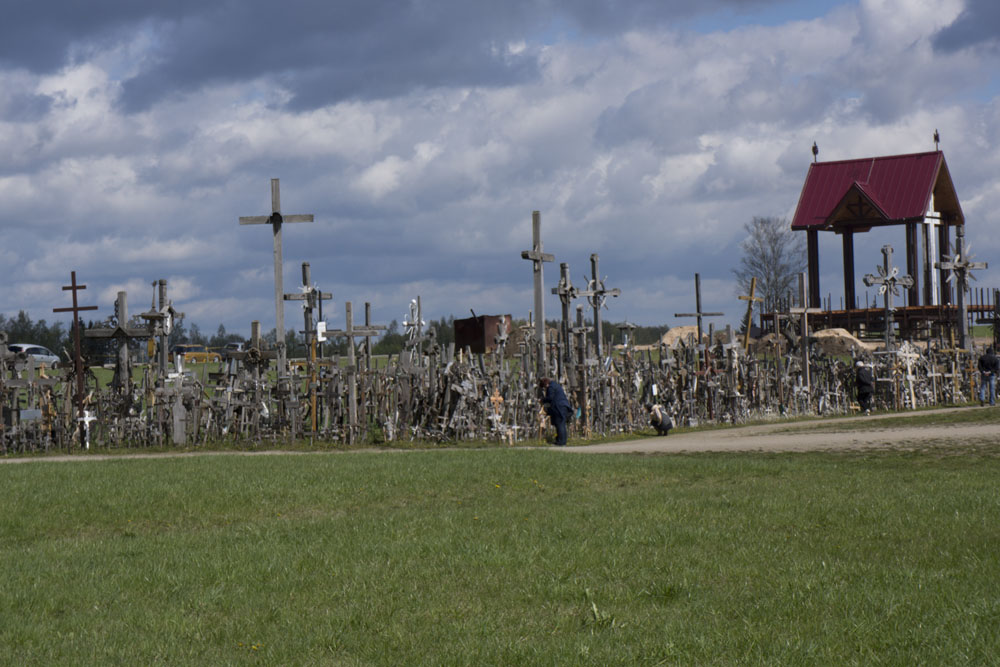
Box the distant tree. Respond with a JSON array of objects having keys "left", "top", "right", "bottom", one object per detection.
[
  {"left": 733, "top": 216, "right": 806, "bottom": 314},
  {"left": 373, "top": 319, "right": 406, "bottom": 356}
]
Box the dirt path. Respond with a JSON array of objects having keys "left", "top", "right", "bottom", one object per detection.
[
  {"left": 565, "top": 407, "right": 998, "bottom": 454},
  {"left": 1, "top": 407, "right": 995, "bottom": 464}
]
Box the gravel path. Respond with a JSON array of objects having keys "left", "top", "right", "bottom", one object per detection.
[{"left": 1, "top": 407, "right": 995, "bottom": 464}]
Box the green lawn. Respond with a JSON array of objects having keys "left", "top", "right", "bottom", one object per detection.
[{"left": 3, "top": 444, "right": 999, "bottom": 665}]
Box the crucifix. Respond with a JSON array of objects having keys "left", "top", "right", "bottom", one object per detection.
[
  {"left": 674, "top": 273, "right": 724, "bottom": 366},
  {"left": 789, "top": 273, "right": 822, "bottom": 390},
  {"left": 239, "top": 178, "right": 314, "bottom": 375},
  {"left": 283, "top": 262, "right": 332, "bottom": 432},
  {"left": 935, "top": 226, "right": 987, "bottom": 350},
  {"left": 52, "top": 271, "right": 98, "bottom": 450},
  {"left": 576, "top": 253, "right": 620, "bottom": 359},
  {"left": 327, "top": 301, "right": 384, "bottom": 443},
  {"left": 738, "top": 277, "right": 763, "bottom": 352},
  {"left": 864, "top": 245, "right": 914, "bottom": 351},
  {"left": 520, "top": 211, "right": 554, "bottom": 377}
]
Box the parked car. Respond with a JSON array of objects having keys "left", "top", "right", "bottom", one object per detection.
[
  {"left": 8, "top": 343, "right": 62, "bottom": 368},
  {"left": 169, "top": 344, "right": 221, "bottom": 364}
]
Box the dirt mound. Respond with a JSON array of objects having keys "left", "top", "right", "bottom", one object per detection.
[
  {"left": 811, "top": 328, "right": 878, "bottom": 355},
  {"left": 660, "top": 326, "right": 704, "bottom": 347}
]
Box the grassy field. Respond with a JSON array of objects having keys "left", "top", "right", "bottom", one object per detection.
[{"left": 3, "top": 442, "right": 999, "bottom": 664}]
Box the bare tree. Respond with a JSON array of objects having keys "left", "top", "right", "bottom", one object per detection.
[{"left": 733, "top": 216, "right": 806, "bottom": 313}]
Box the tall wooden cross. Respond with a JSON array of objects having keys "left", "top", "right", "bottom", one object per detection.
[
  {"left": 738, "top": 276, "right": 763, "bottom": 352},
  {"left": 789, "top": 273, "right": 822, "bottom": 389},
  {"left": 674, "top": 273, "right": 724, "bottom": 365},
  {"left": 239, "top": 178, "right": 314, "bottom": 375},
  {"left": 551, "top": 262, "right": 577, "bottom": 374},
  {"left": 284, "top": 262, "right": 332, "bottom": 432},
  {"left": 864, "top": 245, "right": 914, "bottom": 351},
  {"left": 84, "top": 291, "right": 152, "bottom": 394},
  {"left": 52, "top": 271, "right": 98, "bottom": 450},
  {"left": 327, "top": 301, "right": 385, "bottom": 443},
  {"left": 520, "top": 211, "right": 554, "bottom": 377},
  {"left": 935, "top": 226, "right": 987, "bottom": 350},
  {"left": 576, "top": 253, "right": 620, "bottom": 359}
]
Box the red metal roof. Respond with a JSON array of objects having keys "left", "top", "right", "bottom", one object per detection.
[{"left": 790, "top": 151, "right": 962, "bottom": 230}]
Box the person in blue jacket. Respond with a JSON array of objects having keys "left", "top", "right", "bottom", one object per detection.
[{"left": 539, "top": 377, "right": 572, "bottom": 446}]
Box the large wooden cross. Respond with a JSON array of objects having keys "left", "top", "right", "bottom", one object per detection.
[
  {"left": 551, "top": 262, "right": 578, "bottom": 375},
  {"left": 52, "top": 271, "right": 98, "bottom": 450},
  {"left": 674, "top": 273, "right": 724, "bottom": 364},
  {"left": 789, "top": 273, "right": 822, "bottom": 390},
  {"left": 327, "top": 301, "right": 385, "bottom": 443},
  {"left": 283, "top": 262, "right": 332, "bottom": 432},
  {"left": 738, "top": 276, "right": 763, "bottom": 352},
  {"left": 239, "top": 178, "right": 314, "bottom": 375},
  {"left": 864, "top": 245, "right": 914, "bottom": 351},
  {"left": 84, "top": 291, "right": 152, "bottom": 394},
  {"left": 521, "top": 211, "right": 554, "bottom": 377}
]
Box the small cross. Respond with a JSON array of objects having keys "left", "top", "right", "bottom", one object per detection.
[
  {"left": 52, "top": 271, "right": 98, "bottom": 450},
  {"left": 240, "top": 178, "right": 314, "bottom": 375}
]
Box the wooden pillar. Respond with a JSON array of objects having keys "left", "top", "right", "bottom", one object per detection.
[
  {"left": 807, "top": 229, "right": 820, "bottom": 309},
  {"left": 905, "top": 222, "right": 919, "bottom": 306},
  {"left": 922, "top": 222, "right": 933, "bottom": 305},
  {"left": 938, "top": 223, "right": 951, "bottom": 305},
  {"left": 841, "top": 230, "right": 855, "bottom": 310}
]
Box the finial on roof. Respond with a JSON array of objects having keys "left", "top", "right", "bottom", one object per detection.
[
  {"left": 933, "top": 129, "right": 940, "bottom": 151},
  {"left": 812, "top": 141, "right": 818, "bottom": 163}
]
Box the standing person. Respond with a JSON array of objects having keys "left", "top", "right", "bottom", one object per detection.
[
  {"left": 539, "top": 377, "right": 572, "bottom": 446},
  {"left": 978, "top": 347, "right": 999, "bottom": 406},
  {"left": 855, "top": 360, "right": 874, "bottom": 415}
]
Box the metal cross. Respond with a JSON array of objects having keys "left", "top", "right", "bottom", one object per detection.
[
  {"left": 935, "top": 226, "right": 987, "bottom": 350},
  {"left": 864, "top": 245, "right": 914, "bottom": 350},
  {"left": 239, "top": 178, "right": 314, "bottom": 375},
  {"left": 520, "top": 211, "right": 554, "bottom": 377},
  {"left": 52, "top": 271, "right": 98, "bottom": 450},
  {"left": 575, "top": 253, "right": 620, "bottom": 359}
]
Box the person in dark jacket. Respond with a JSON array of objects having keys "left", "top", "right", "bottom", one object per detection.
[
  {"left": 855, "top": 361, "right": 874, "bottom": 415},
  {"left": 978, "top": 347, "right": 999, "bottom": 406},
  {"left": 647, "top": 403, "right": 673, "bottom": 436},
  {"left": 539, "top": 377, "right": 572, "bottom": 446}
]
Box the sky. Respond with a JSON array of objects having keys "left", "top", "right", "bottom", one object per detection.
[{"left": 2, "top": 0, "right": 1000, "bottom": 341}]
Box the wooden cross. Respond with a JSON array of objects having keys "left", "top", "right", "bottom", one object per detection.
[
  {"left": 576, "top": 253, "right": 620, "bottom": 359},
  {"left": 864, "top": 245, "right": 914, "bottom": 351},
  {"left": 520, "top": 211, "right": 554, "bottom": 377},
  {"left": 738, "top": 276, "right": 763, "bottom": 352},
  {"left": 789, "top": 273, "right": 822, "bottom": 390},
  {"left": 239, "top": 178, "right": 314, "bottom": 375},
  {"left": 327, "top": 301, "right": 385, "bottom": 442},
  {"left": 283, "top": 262, "right": 332, "bottom": 432},
  {"left": 551, "top": 262, "right": 577, "bottom": 372},
  {"left": 52, "top": 271, "right": 98, "bottom": 450},
  {"left": 935, "top": 226, "right": 986, "bottom": 350},
  {"left": 84, "top": 291, "right": 152, "bottom": 394},
  {"left": 674, "top": 273, "right": 724, "bottom": 364}
]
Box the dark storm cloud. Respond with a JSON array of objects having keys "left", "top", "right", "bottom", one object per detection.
[
  {"left": 933, "top": 0, "right": 1000, "bottom": 52},
  {"left": 1, "top": 0, "right": 789, "bottom": 112}
]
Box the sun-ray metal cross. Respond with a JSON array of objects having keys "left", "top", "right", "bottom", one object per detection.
[{"left": 863, "top": 244, "right": 914, "bottom": 351}]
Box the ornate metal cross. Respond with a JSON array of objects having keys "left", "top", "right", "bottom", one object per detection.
[
  {"left": 863, "top": 244, "right": 914, "bottom": 350},
  {"left": 576, "top": 253, "right": 620, "bottom": 359},
  {"left": 935, "top": 226, "right": 987, "bottom": 350}
]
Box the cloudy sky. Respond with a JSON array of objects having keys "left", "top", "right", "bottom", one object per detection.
[{"left": 3, "top": 0, "right": 999, "bottom": 339}]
